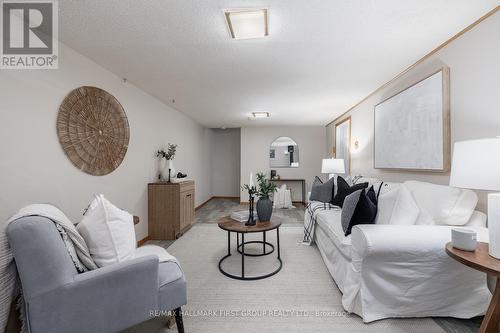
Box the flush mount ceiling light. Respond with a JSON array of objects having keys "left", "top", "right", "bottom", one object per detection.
[
  {"left": 224, "top": 8, "right": 268, "bottom": 40},
  {"left": 252, "top": 112, "right": 270, "bottom": 118}
]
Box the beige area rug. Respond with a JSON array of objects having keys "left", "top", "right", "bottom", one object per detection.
[{"left": 126, "top": 225, "right": 445, "bottom": 333}]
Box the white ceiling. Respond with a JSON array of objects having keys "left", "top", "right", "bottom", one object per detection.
[{"left": 58, "top": 1, "right": 497, "bottom": 128}]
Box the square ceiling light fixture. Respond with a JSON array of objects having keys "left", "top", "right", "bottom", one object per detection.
[
  {"left": 252, "top": 112, "right": 270, "bottom": 118},
  {"left": 225, "top": 8, "right": 268, "bottom": 39}
]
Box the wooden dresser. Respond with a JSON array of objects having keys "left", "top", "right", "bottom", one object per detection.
[{"left": 148, "top": 181, "right": 195, "bottom": 240}]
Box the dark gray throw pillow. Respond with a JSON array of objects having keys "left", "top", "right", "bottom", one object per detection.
[
  {"left": 310, "top": 176, "right": 335, "bottom": 203},
  {"left": 341, "top": 187, "right": 378, "bottom": 236},
  {"left": 333, "top": 176, "right": 368, "bottom": 207}
]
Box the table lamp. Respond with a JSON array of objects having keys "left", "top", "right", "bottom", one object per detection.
[
  {"left": 321, "top": 158, "right": 345, "bottom": 179},
  {"left": 449, "top": 138, "right": 500, "bottom": 259}
]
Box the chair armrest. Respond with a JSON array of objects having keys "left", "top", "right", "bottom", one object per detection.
[{"left": 27, "top": 255, "right": 159, "bottom": 333}]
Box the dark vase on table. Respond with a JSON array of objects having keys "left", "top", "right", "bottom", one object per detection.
[{"left": 256, "top": 196, "right": 273, "bottom": 222}]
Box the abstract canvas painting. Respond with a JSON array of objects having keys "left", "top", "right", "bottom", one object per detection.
[{"left": 374, "top": 68, "right": 450, "bottom": 171}]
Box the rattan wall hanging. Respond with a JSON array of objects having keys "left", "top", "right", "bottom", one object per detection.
[{"left": 57, "top": 86, "right": 129, "bottom": 176}]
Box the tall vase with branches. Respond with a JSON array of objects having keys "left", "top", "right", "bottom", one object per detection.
[{"left": 156, "top": 143, "right": 178, "bottom": 181}]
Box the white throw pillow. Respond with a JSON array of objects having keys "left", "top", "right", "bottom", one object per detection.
[
  {"left": 77, "top": 194, "right": 136, "bottom": 267},
  {"left": 387, "top": 185, "right": 420, "bottom": 225},
  {"left": 404, "top": 181, "right": 478, "bottom": 226},
  {"left": 374, "top": 184, "right": 401, "bottom": 224}
]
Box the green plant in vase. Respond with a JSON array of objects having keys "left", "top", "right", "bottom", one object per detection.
[
  {"left": 255, "top": 172, "right": 277, "bottom": 222},
  {"left": 156, "top": 143, "right": 178, "bottom": 181}
]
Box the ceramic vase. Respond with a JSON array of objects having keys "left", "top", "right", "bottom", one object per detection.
[
  {"left": 256, "top": 197, "right": 273, "bottom": 222},
  {"left": 167, "top": 159, "right": 176, "bottom": 181},
  {"left": 159, "top": 158, "right": 167, "bottom": 180}
]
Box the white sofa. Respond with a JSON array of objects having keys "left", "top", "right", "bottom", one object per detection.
[{"left": 306, "top": 179, "right": 492, "bottom": 322}]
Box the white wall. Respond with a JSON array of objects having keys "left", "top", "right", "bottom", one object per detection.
[
  {"left": 0, "top": 43, "right": 213, "bottom": 241},
  {"left": 240, "top": 127, "right": 326, "bottom": 202},
  {"left": 326, "top": 11, "right": 500, "bottom": 212},
  {"left": 210, "top": 128, "right": 240, "bottom": 197}
]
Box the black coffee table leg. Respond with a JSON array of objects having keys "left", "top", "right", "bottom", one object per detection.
[
  {"left": 241, "top": 233, "right": 245, "bottom": 278},
  {"left": 227, "top": 231, "right": 231, "bottom": 256},
  {"left": 277, "top": 228, "right": 281, "bottom": 260},
  {"left": 263, "top": 231, "right": 266, "bottom": 254}
]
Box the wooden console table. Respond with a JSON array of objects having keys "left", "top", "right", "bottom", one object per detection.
[
  {"left": 446, "top": 242, "right": 500, "bottom": 333},
  {"left": 270, "top": 179, "right": 306, "bottom": 204}
]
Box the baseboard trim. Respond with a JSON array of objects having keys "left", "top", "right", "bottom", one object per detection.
[
  {"left": 241, "top": 201, "right": 306, "bottom": 205},
  {"left": 195, "top": 197, "right": 213, "bottom": 211},
  {"left": 137, "top": 236, "right": 150, "bottom": 246},
  {"left": 196, "top": 196, "right": 240, "bottom": 210}
]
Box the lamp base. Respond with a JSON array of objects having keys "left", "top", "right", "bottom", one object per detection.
[{"left": 488, "top": 193, "right": 500, "bottom": 259}]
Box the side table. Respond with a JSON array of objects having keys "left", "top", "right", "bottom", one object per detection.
[{"left": 446, "top": 242, "right": 500, "bottom": 333}]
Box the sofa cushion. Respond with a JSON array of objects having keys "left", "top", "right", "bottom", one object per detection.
[
  {"left": 158, "top": 261, "right": 187, "bottom": 310},
  {"left": 333, "top": 175, "right": 353, "bottom": 197},
  {"left": 333, "top": 176, "right": 368, "bottom": 207},
  {"left": 135, "top": 245, "right": 177, "bottom": 263},
  {"left": 341, "top": 188, "right": 378, "bottom": 236},
  {"left": 375, "top": 183, "right": 401, "bottom": 224},
  {"left": 387, "top": 185, "right": 420, "bottom": 225},
  {"left": 310, "top": 176, "right": 335, "bottom": 203},
  {"left": 404, "top": 181, "right": 478, "bottom": 226},
  {"left": 315, "top": 209, "right": 352, "bottom": 259},
  {"left": 77, "top": 194, "right": 136, "bottom": 267},
  {"left": 158, "top": 261, "right": 183, "bottom": 287}
]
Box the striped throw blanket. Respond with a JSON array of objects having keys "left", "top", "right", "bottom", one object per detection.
[{"left": 302, "top": 201, "right": 339, "bottom": 245}]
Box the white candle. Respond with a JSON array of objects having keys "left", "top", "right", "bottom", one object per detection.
[{"left": 249, "top": 173, "right": 254, "bottom": 187}]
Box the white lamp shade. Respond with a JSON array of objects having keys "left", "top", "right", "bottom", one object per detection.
[
  {"left": 450, "top": 138, "right": 500, "bottom": 191},
  {"left": 321, "top": 158, "right": 345, "bottom": 174}
]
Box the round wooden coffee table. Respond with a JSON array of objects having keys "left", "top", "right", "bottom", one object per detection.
[
  {"left": 446, "top": 242, "right": 500, "bottom": 333},
  {"left": 218, "top": 216, "right": 282, "bottom": 280}
]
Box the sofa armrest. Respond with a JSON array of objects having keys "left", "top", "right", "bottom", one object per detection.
[
  {"left": 345, "top": 224, "right": 490, "bottom": 320},
  {"left": 27, "top": 255, "right": 159, "bottom": 333},
  {"left": 351, "top": 224, "right": 489, "bottom": 260},
  {"left": 465, "top": 211, "right": 487, "bottom": 227}
]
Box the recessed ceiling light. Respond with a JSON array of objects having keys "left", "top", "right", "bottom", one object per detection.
[
  {"left": 252, "top": 112, "right": 270, "bottom": 118},
  {"left": 224, "top": 8, "right": 268, "bottom": 40}
]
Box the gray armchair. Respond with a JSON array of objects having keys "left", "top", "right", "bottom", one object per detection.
[{"left": 7, "top": 216, "right": 186, "bottom": 333}]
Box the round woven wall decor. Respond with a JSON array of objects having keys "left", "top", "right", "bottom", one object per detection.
[{"left": 57, "top": 86, "right": 129, "bottom": 176}]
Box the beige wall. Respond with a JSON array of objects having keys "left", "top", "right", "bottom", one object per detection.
[
  {"left": 210, "top": 128, "right": 241, "bottom": 197},
  {"left": 326, "top": 11, "right": 500, "bottom": 212},
  {"left": 0, "top": 43, "right": 213, "bottom": 241},
  {"left": 240, "top": 126, "right": 326, "bottom": 202}
]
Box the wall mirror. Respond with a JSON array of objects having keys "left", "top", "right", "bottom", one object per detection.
[{"left": 269, "top": 136, "right": 299, "bottom": 168}]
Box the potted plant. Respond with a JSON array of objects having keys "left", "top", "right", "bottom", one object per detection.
[
  {"left": 156, "top": 143, "right": 178, "bottom": 181},
  {"left": 255, "top": 172, "right": 277, "bottom": 222}
]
